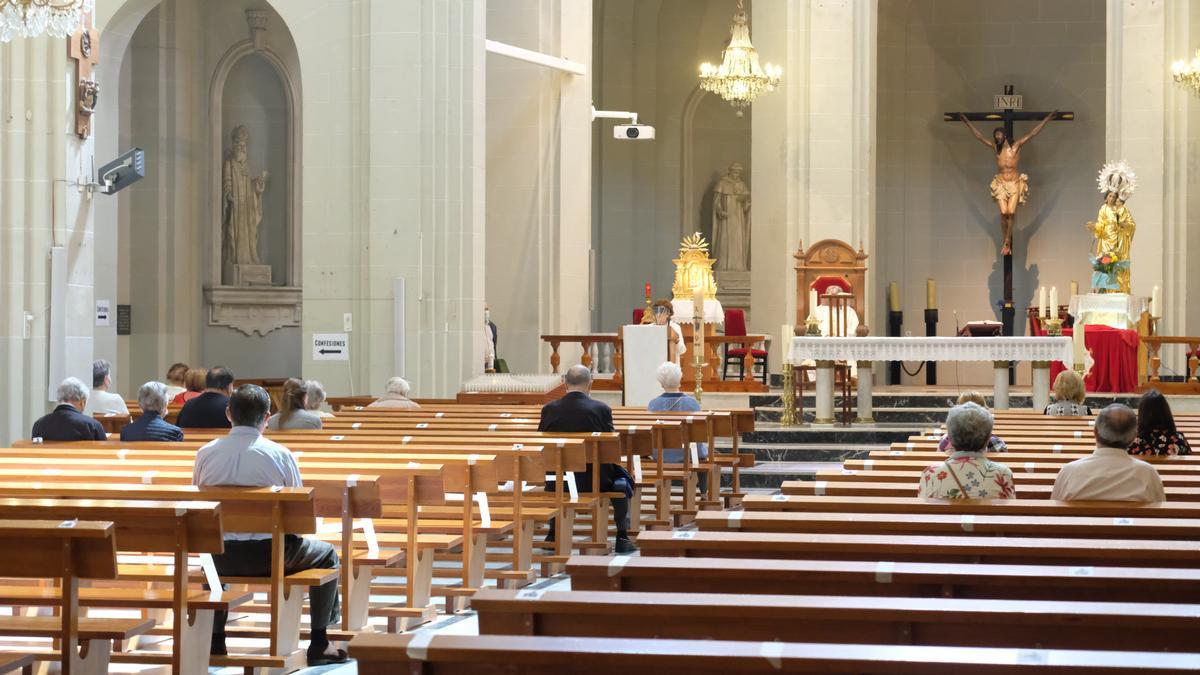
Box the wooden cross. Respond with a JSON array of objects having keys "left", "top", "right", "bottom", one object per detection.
[
  {"left": 68, "top": 12, "right": 100, "bottom": 139},
  {"left": 943, "top": 85, "right": 1073, "bottom": 345}
]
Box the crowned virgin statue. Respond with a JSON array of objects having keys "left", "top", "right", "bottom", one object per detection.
[{"left": 1087, "top": 160, "right": 1136, "bottom": 294}]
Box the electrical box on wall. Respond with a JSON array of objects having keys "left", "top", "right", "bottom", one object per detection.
[{"left": 343, "top": 313, "right": 353, "bottom": 332}]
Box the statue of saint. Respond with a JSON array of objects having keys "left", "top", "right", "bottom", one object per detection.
[
  {"left": 222, "top": 125, "right": 269, "bottom": 266},
  {"left": 1087, "top": 161, "right": 1137, "bottom": 294},
  {"left": 956, "top": 111, "right": 1057, "bottom": 256},
  {"left": 712, "top": 162, "right": 751, "bottom": 271}
]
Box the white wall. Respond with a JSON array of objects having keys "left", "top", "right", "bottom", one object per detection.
[{"left": 876, "top": 0, "right": 1105, "bottom": 385}]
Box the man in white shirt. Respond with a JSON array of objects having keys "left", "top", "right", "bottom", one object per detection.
[
  {"left": 1051, "top": 403, "right": 1166, "bottom": 502},
  {"left": 193, "top": 384, "right": 347, "bottom": 666},
  {"left": 83, "top": 359, "right": 129, "bottom": 416}
]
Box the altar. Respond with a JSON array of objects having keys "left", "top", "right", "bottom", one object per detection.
[{"left": 789, "top": 336, "right": 1074, "bottom": 423}]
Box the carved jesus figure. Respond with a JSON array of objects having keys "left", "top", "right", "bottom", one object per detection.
[
  {"left": 957, "top": 110, "right": 1056, "bottom": 256},
  {"left": 222, "top": 125, "right": 269, "bottom": 265}
]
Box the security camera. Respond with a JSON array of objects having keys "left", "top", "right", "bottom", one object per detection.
[
  {"left": 96, "top": 147, "right": 145, "bottom": 195},
  {"left": 614, "top": 124, "right": 655, "bottom": 140}
]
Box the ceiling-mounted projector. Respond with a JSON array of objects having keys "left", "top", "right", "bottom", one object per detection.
[{"left": 97, "top": 148, "right": 145, "bottom": 195}]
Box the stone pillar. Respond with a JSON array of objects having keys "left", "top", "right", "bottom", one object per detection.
[
  {"left": 814, "top": 360, "right": 836, "bottom": 424},
  {"left": 751, "top": 0, "right": 876, "bottom": 370},
  {"left": 1031, "top": 361, "right": 1052, "bottom": 411},
  {"left": 992, "top": 361, "right": 1011, "bottom": 411},
  {"left": 855, "top": 360, "right": 874, "bottom": 423}
]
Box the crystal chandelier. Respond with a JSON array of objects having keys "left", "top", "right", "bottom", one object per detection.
[
  {"left": 1172, "top": 49, "right": 1200, "bottom": 97},
  {"left": 0, "top": 0, "right": 92, "bottom": 42},
  {"left": 699, "top": 0, "right": 781, "bottom": 116}
]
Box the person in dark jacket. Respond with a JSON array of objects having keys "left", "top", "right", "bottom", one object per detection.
[
  {"left": 540, "top": 365, "right": 637, "bottom": 554},
  {"left": 176, "top": 367, "right": 235, "bottom": 429},
  {"left": 121, "top": 381, "right": 185, "bottom": 442},
  {"left": 31, "top": 377, "right": 106, "bottom": 441}
]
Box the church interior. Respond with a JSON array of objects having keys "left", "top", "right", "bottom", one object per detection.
[{"left": 3, "top": 0, "right": 1200, "bottom": 671}]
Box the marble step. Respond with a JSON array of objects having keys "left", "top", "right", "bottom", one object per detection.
[
  {"left": 740, "top": 423, "right": 927, "bottom": 446},
  {"left": 755, "top": 407, "right": 961, "bottom": 424},
  {"left": 720, "top": 461, "right": 842, "bottom": 490},
  {"left": 717, "top": 442, "right": 887, "bottom": 463}
]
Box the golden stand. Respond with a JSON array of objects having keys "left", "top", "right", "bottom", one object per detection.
[
  {"left": 693, "top": 313, "right": 706, "bottom": 403},
  {"left": 780, "top": 366, "right": 797, "bottom": 426}
]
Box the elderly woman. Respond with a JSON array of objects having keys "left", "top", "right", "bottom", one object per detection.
[
  {"left": 646, "top": 362, "right": 707, "bottom": 463},
  {"left": 368, "top": 376, "right": 421, "bottom": 409},
  {"left": 304, "top": 380, "right": 335, "bottom": 418},
  {"left": 267, "top": 378, "right": 324, "bottom": 430},
  {"left": 1045, "top": 370, "right": 1091, "bottom": 416},
  {"left": 121, "top": 381, "right": 184, "bottom": 441},
  {"left": 919, "top": 402, "right": 1015, "bottom": 500},
  {"left": 937, "top": 391, "right": 1007, "bottom": 453}
]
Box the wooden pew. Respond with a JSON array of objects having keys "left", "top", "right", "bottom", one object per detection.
[
  {"left": 0, "top": 519, "right": 153, "bottom": 674},
  {"left": 349, "top": 632, "right": 1200, "bottom": 674},
  {"left": 470, "top": 588, "right": 1200, "bottom": 651},
  {"left": 855, "top": 455, "right": 1200, "bottom": 475},
  {"left": 808, "top": 470, "right": 1200, "bottom": 487},
  {"left": 741, "top": 494, "right": 1200, "bottom": 518},
  {"left": 566, "top": 554, "right": 1200, "bottom": 604},
  {"left": 779, "top": 480, "right": 1200, "bottom": 501}
]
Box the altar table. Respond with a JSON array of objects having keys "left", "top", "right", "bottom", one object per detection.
[
  {"left": 1050, "top": 326, "right": 1139, "bottom": 393},
  {"left": 789, "top": 336, "right": 1074, "bottom": 422}
]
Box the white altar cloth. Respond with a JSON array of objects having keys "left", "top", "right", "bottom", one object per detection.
[
  {"left": 789, "top": 336, "right": 1074, "bottom": 367},
  {"left": 1068, "top": 293, "right": 1145, "bottom": 329}
]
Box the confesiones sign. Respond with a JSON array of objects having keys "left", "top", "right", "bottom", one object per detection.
[{"left": 312, "top": 333, "right": 350, "bottom": 361}]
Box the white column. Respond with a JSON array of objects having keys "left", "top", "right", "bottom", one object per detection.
[
  {"left": 992, "top": 361, "right": 1010, "bottom": 411},
  {"left": 1031, "top": 362, "right": 1052, "bottom": 411},
  {"left": 814, "top": 360, "right": 836, "bottom": 424},
  {"left": 855, "top": 360, "right": 873, "bottom": 423}
]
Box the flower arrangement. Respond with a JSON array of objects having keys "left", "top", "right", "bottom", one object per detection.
[{"left": 1092, "top": 254, "right": 1117, "bottom": 275}]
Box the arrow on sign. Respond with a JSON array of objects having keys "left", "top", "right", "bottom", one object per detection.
[{"left": 318, "top": 348, "right": 342, "bottom": 355}]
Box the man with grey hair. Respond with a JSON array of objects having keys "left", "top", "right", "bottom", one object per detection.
[
  {"left": 539, "top": 365, "right": 637, "bottom": 554},
  {"left": 84, "top": 359, "right": 129, "bottom": 416},
  {"left": 31, "top": 377, "right": 107, "bottom": 441},
  {"left": 919, "top": 402, "right": 1015, "bottom": 500},
  {"left": 121, "top": 381, "right": 185, "bottom": 441},
  {"left": 1052, "top": 404, "right": 1165, "bottom": 501}
]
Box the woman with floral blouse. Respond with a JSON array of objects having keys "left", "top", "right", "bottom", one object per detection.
[
  {"left": 920, "top": 402, "right": 1015, "bottom": 500},
  {"left": 1128, "top": 389, "right": 1191, "bottom": 456}
]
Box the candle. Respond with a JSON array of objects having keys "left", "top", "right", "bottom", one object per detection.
[
  {"left": 1049, "top": 286, "right": 1058, "bottom": 319},
  {"left": 1038, "top": 286, "right": 1047, "bottom": 318},
  {"left": 888, "top": 282, "right": 900, "bottom": 312},
  {"left": 809, "top": 288, "right": 819, "bottom": 318},
  {"left": 926, "top": 279, "right": 936, "bottom": 310},
  {"left": 781, "top": 324, "right": 793, "bottom": 365},
  {"left": 1073, "top": 322, "right": 1086, "bottom": 365},
  {"left": 693, "top": 284, "right": 705, "bottom": 320},
  {"left": 645, "top": 282, "right": 652, "bottom": 300},
  {"left": 1152, "top": 285, "right": 1162, "bottom": 318},
  {"left": 1069, "top": 280, "right": 1078, "bottom": 298}
]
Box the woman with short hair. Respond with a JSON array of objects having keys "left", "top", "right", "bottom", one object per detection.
[
  {"left": 1128, "top": 389, "right": 1191, "bottom": 456},
  {"left": 368, "top": 377, "right": 421, "bottom": 409},
  {"left": 172, "top": 367, "right": 208, "bottom": 405},
  {"left": 1044, "top": 370, "right": 1091, "bottom": 416},
  {"left": 304, "top": 380, "right": 335, "bottom": 418},
  {"left": 937, "top": 391, "right": 1008, "bottom": 453},
  {"left": 920, "top": 402, "right": 1015, "bottom": 500},
  {"left": 646, "top": 362, "right": 706, "bottom": 463}
]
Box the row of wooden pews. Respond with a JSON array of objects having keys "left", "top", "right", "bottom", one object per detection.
[{"left": 350, "top": 407, "right": 1200, "bottom": 671}]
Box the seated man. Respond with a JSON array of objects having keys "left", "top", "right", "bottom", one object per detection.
[
  {"left": 121, "top": 381, "right": 184, "bottom": 442},
  {"left": 193, "top": 384, "right": 346, "bottom": 666},
  {"left": 84, "top": 359, "right": 129, "bottom": 416},
  {"left": 1051, "top": 403, "right": 1166, "bottom": 502},
  {"left": 540, "top": 365, "right": 637, "bottom": 554},
  {"left": 31, "top": 377, "right": 107, "bottom": 441},
  {"left": 176, "top": 366, "right": 235, "bottom": 429}
]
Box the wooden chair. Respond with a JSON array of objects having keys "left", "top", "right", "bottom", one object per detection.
[{"left": 721, "top": 309, "right": 767, "bottom": 384}]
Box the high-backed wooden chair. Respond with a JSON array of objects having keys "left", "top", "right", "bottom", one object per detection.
[
  {"left": 721, "top": 309, "right": 767, "bottom": 384},
  {"left": 794, "top": 239, "right": 868, "bottom": 325}
]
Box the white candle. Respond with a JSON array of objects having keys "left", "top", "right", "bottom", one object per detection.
[
  {"left": 809, "top": 288, "right": 819, "bottom": 319},
  {"left": 1152, "top": 285, "right": 1162, "bottom": 318},
  {"left": 782, "top": 324, "right": 793, "bottom": 365},
  {"left": 1070, "top": 280, "right": 1079, "bottom": 298},
  {"left": 1038, "top": 286, "right": 1047, "bottom": 318},
  {"left": 1049, "top": 286, "right": 1058, "bottom": 319},
  {"left": 693, "top": 284, "right": 705, "bottom": 320},
  {"left": 1073, "top": 322, "right": 1086, "bottom": 364}
]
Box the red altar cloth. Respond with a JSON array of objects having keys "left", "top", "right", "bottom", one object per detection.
[{"left": 1050, "top": 325, "right": 1139, "bottom": 393}]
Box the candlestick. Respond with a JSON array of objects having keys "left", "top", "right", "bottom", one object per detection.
[
  {"left": 1070, "top": 280, "right": 1078, "bottom": 298},
  {"left": 644, "top": 282, "right": 651, "bottom": 300},
  {"left": 780, "top": 366, "right": 797, "bottom": 426},
  {"left": 1152, "top": 285, "right": 1162, "bottom": 319},
  {"left": 888, "top": 282, "right": 900, "bottom": 312},
  {"left": 1049, "top": 286, "right": 1058, "bottom": 319},
  {"left": 926, "top": 279, "right": 936, "bottom": 310}
]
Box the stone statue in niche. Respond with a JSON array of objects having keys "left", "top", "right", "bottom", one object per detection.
[
  {"left": 223, "top": 125, "right": 271, "bottom": 286},
  {"left": 712, "top": 162, "right": 751, "bottom": 271}
]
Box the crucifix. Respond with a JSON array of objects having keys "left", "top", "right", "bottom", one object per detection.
[
  {"left": 944, "top": 85, "right": 1073, "bottom": 343},
  {"left": 68, "top": 11, "right": 100, "bottom": 139}
]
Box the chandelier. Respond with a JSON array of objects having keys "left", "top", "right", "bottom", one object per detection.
[
  {"left": 1172, "top": 50, "right": 1200, "bottom": 97},
  {"left": 698, "top": 0, "right": 781, "bottom": 116},
  {"left": 0, "top": 0, "right": 91, "bottom": 42}
]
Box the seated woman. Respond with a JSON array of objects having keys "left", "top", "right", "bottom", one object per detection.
[
  {"left": 1044, "top": 370, "right": 1091, "bottom": 416},
  {"left": 171, "top": 367, "right": 207, "bottom": 405},
  {"left": 368, "top": 376, "right": 420, "bottom": 409},
  {"left": 1129, "top": 389, "right": 1191, "bottom": 456},
  {"left": 163, "top": 362, "right": 189, "bottom": 401},
  {"left": 651, "top": 300, "right": 686, "bottom": 365},
  {"left": 305, "top": 380, "right": 335, "bottom": 419},
  {"left": 646, "top": 362, "right": 707, "bottom": 463},
  {"left": 937, "top": 391, "right": 1007, "bottom": 453},
  {"left": 919, "top": 402, "right": 1015, "bottom": 500},
  {"left": 267, "top": 378, "right": 324, "bottom": 430}
]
